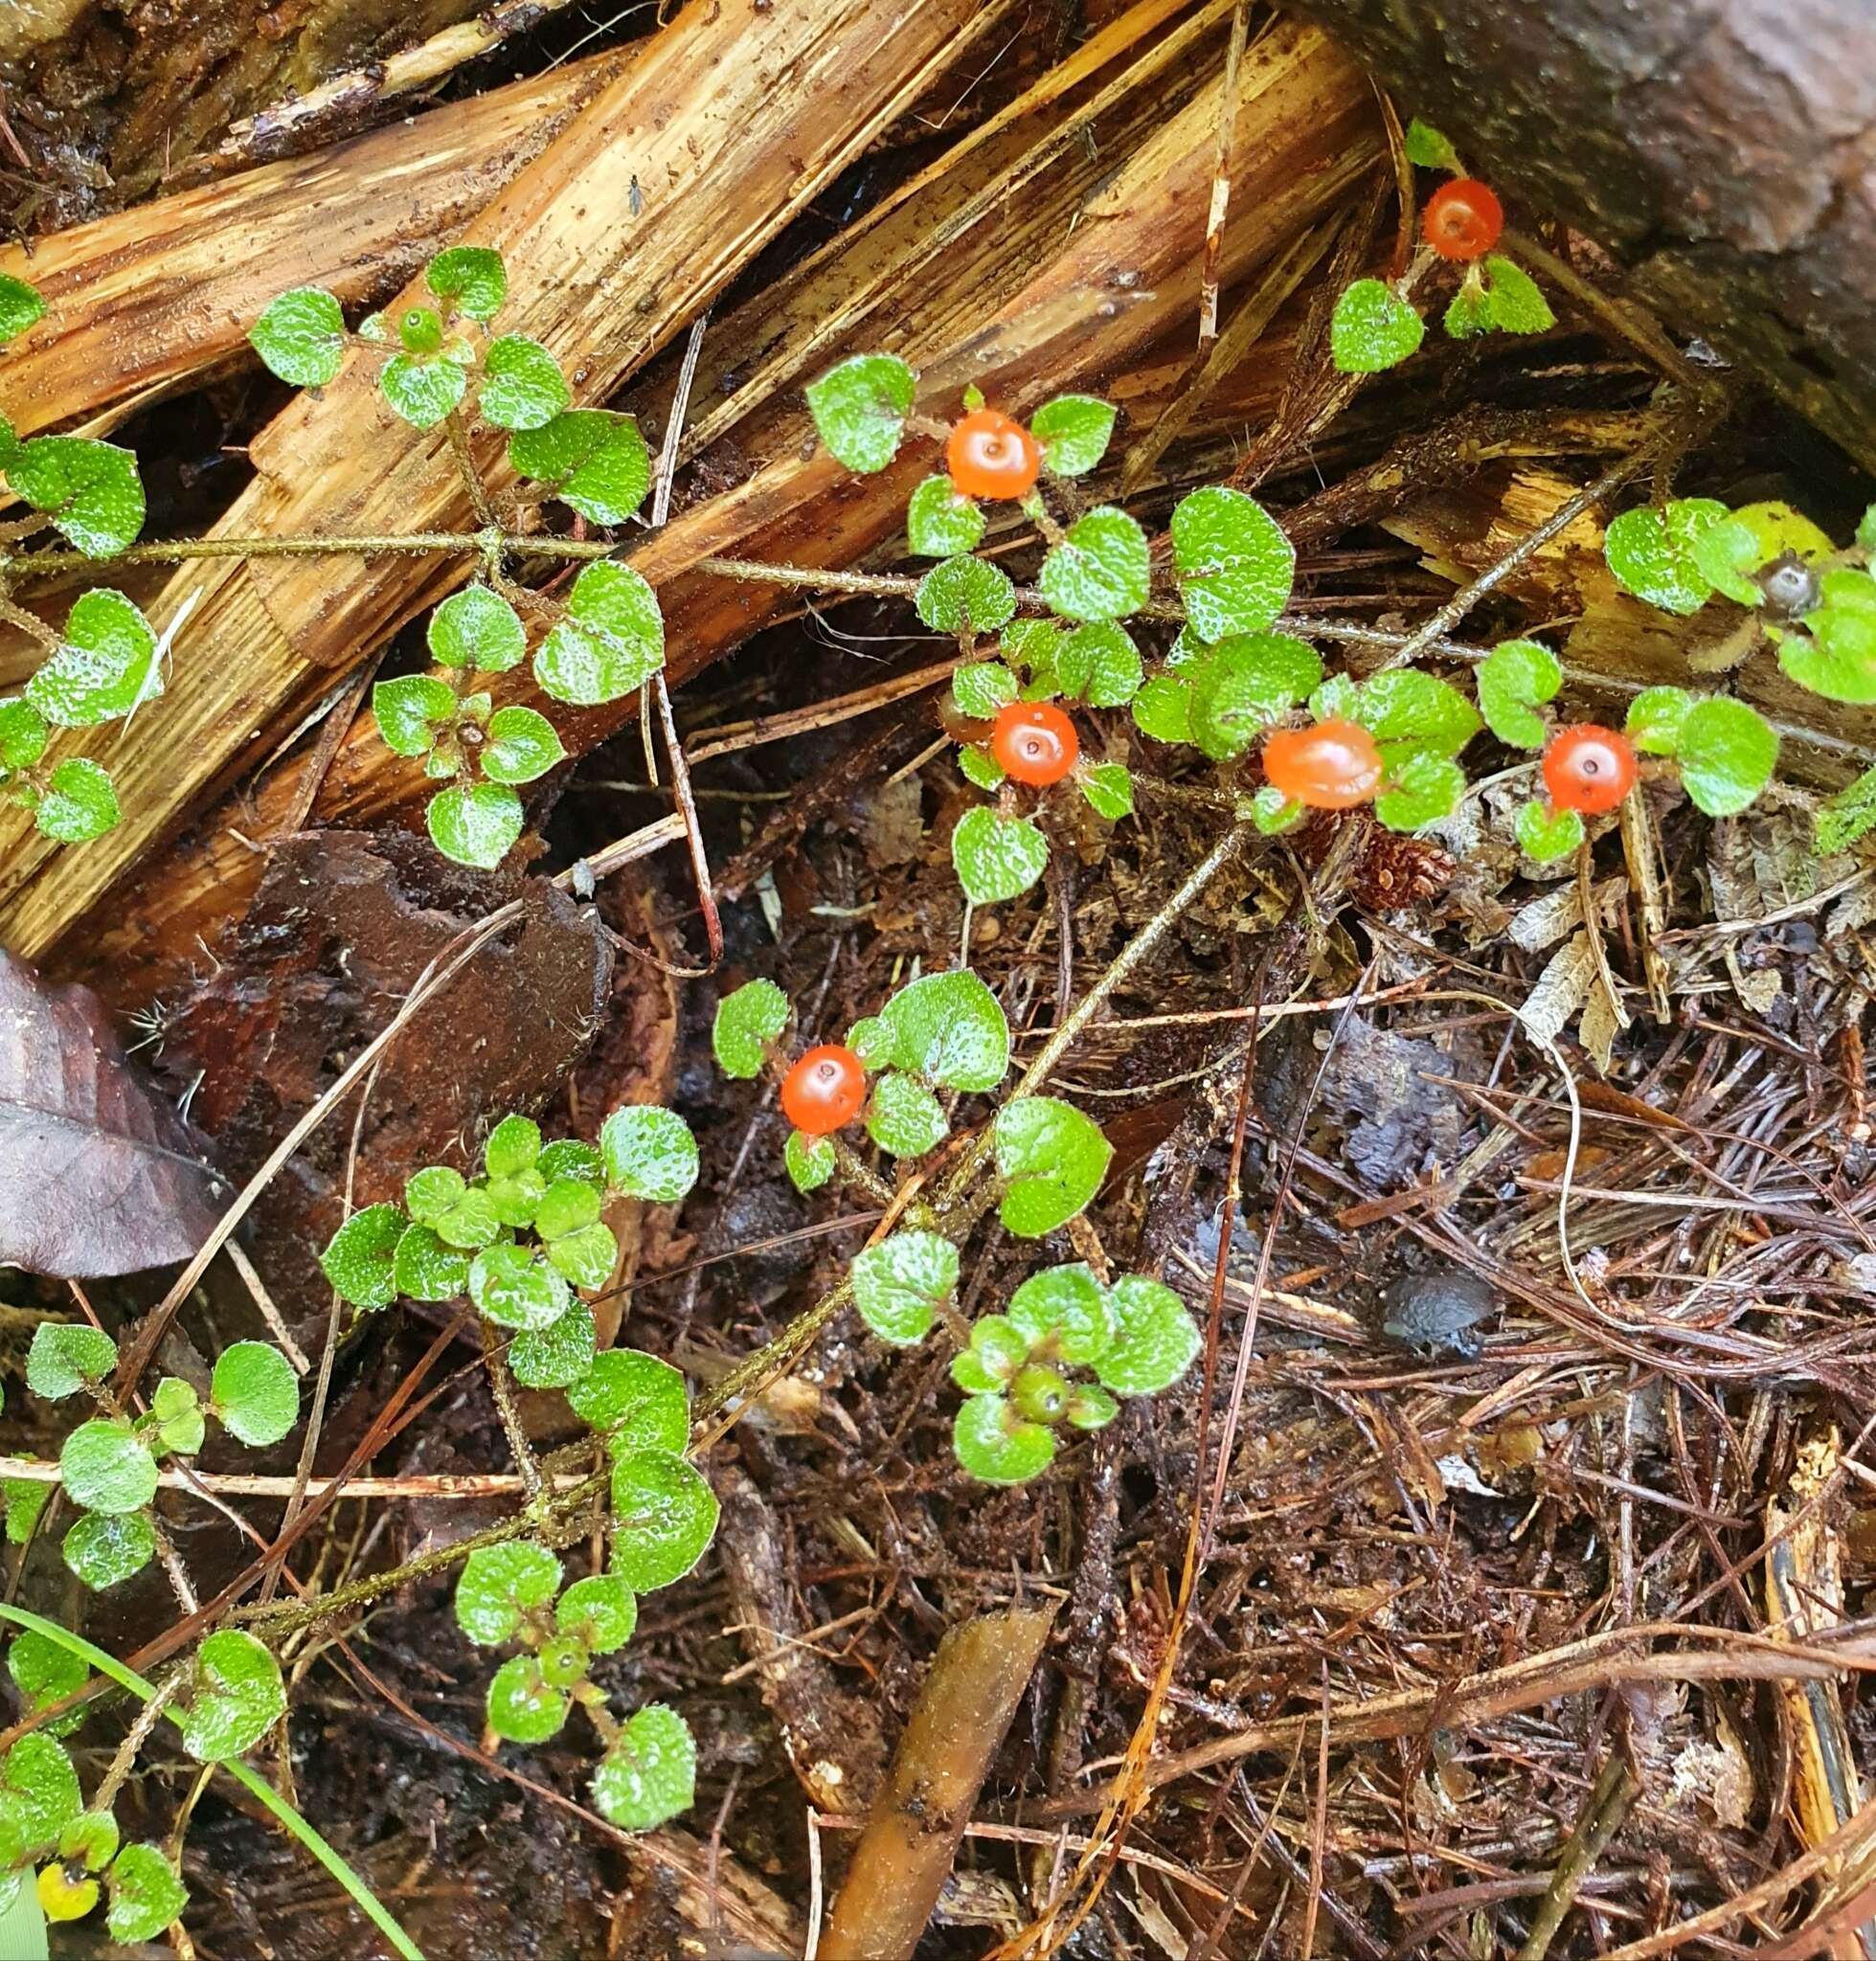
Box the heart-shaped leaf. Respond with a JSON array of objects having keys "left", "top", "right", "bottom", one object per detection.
[
  {"left": 566, "top": 1349, "right": 689, "bottom": 1453},
  {"left": 591, "top": 1703, "right": 695, "bottom": 1830},
  {"left": 535, "top": 561, "right": 665, "bottom": 705},
  {"left": 320, "top": 1203, "right": 406, "bottom": 1308},
  {"left": 1170, "top": 486, "right": 1295, "bottom": 640},
  {"left": 62, "top": 1510, "right": 154, "bottom": 1589},
  {"left": 992, "top": 1097, "right": 1110, "bottom": 1236},
  {"left": 27, "top": 590, "right": 160, "bottom": 727},
  {"left": 852, "top": 1230, "right": 958, "bottom": 1345},
  {"left": 469, "top": 1244, "right": 571, "bottom": 1331},
  {"left": 481, "top": 706, "right": 565, "bottom": 785},
  {"left": 906, "top": 477, "right": 985, "bottom": 558},
  {"left": 427, "top": 780, "right": 524, "bottom": 868},
  {"left": 379, "top": 351, "right": 468, "bottom": 428},
  {"left": 179, "top": 1631, "right": 285, "bottom": 1762},
  {"left": 874, "top": 969, "right": 1010, "bottom": 1092},
  {"left": 953, "top": 1393, "right": 1055, "bottom": 1485},
  {"left": 34, "top": 758, "right": 122, "bottom": 842},
  {"left": 1476, "top": 638, "right": 1561, "bottom": 748},
  {"left": 1029, "top": 394, "right": 1117, "bottom": 477},
  {"left": 609, "top": 1451, "right": 719, "bottom": 1590},
  {"left": 915, "top": 555, "right": 1016, "bottom": 634},
  {"left": 599, "top": 1105, "right": 698, "bottom": 1203},
  {"left": 479, "top": 334, "right": 570, "bottom": 432},
  {"left": 457, "top": 1542, "right": 562, "bottom": 1644},
  {"left": 249, "top": 287, "right": 346, "bottom": 387},
  {"left": 509, "top": 411, "right": 650, "bottom": 525},
  {"left": 373, "top": 673, "right": 455, "bottom": 757},
  {"left": 1006, "top": 1263, "right": 1115, "bottom": 1364},
  {"left": 1330, "top": 279, "right": 1425, "bottom": 373},
  {"left": 1039, "top": 507, "right": 1149, "bottom": 623},
  {"left": 429, "top": 585, "right": 526, "bottom": 672},
  {"left": 952, "top": 806, "right": 1048, "bottom": 904},
  {"left": 712, "top": 978, "right": 790, "bottom": 1077},
  {"left": 804, "top": 353, "right": 916, "bottom": 472},
  {"left": 864, "top": 1071, "right": 948, "bottom": 1158},
  {"left": 26, "top": 1322, "right": 117, "bottom": 1401},
  {"left": 105, "top": 1844, "right": 188, "bottom": 1944},
  {"left": 1674, "top": 697, "right": 1777, "bottom": 817},
  {"left": 1515, "top": 799, "right": 1584, "bottom": 861},
  {"left": 509, "top": 1300, "right": 599, "bottom": 1387},
  {"left": 59, "top": 1419, "right": 156, "bottom": 1515},
  {"left": 211, "top": 1341, "right": 300, "bottom": 1447},
  {"left": 427, "top": 246, "right": 507, "bottom": 320},
  {"left": 1096, "top": 1275, "right": 1201, "bottom": 1394},
  {"left": 9, "top": 437, "right": 145, "bottom": 556}
]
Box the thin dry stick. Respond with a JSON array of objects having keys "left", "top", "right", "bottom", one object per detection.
[
  {"left": 220, "top": 1236, "right": 311, "bottom": 1373},
  {"left": 1196, "top": 0, "right": 1252, "bottom": 347},
  {"left": 0, "top": 1455, "right": 567, "bottom": 1499},
  {"left": 1516, "top": 1752, "right": 1638, "bottom": 1961}
]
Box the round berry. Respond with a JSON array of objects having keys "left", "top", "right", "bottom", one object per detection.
[
  {"left": 1422, "top": 178, "right": 1504, "bottom": 262},
  {"left": 990, "top": 701, "right": 1079, "bottom": 786},
  {"left": 1542, "top": 724, "right": 1637, "bottom": 815},
  {"left": 946, "top": 409, "right": 1041, "bottom": 501},
  {"left": 1010, "top": 1363, "right": 1071, "bottom": 1427},
  {"left": 780, "top": 1045, "right": 869, "bottom": 1137},
  {"left": 1261, "top": 719, "right": 1383, "bottom": 809}
]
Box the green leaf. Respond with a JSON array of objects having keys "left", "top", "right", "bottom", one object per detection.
[
  {"left": 1604, "top": 498, "right": 1732, "bottom": 615},
  {"left": 958, "top": 743, "right": 1005, "bottom": 789},
  {"left": 1476, "top": 638, "right": 1561, "bottom": 748},
  {"left": 907, "top": 476, "right": 985, "bottom": 557},
  {"left": 1006, "top": 1264, "right": 1115, "bottom": 1364},
  {"left": 379, "top": 351, "right": 468, "bottom": 428},
  {"left": 1066, "top": 1384, "right": 1119, "bottom": 1430},
  {"left": 1357, "top": 668, "right": 1481, "bottom": 760},
  {"left": 1374, "top": 751, "right": 1464, "bottom": 831},
  {"left": 993, "top": 1096, "right": 1111, "bottom": 1237},
  {"left": 0, "top": 273, "right": 46, "bottom": 347},
  {"left": 1687, "top": 516, "right": 1764, "bottom": 606},
  {"left": 509, "top": 1300, "right": 599, "bottom": 1388},
  {"left": 456, "top": 1542, "right": 561, "bottom": 1644},
  {"left": 535, "top": 1170, "right": 599, "bottom": 1239},
  {"left": 865, "top": 1071, "right": 948, "bottom": 1158},
  {"left": 27, "top": 589, "right": 159, "bottom": 727},
  {"left": 478, "top": 333, "right": 570, "bottom": 432},
  {"left": 430, "top": 585, "right": 526, "bottom": 672},
  {"left": 468, "top": 1245, "right": 571, "bottom": 1332},
  {"left": 952, "top": 805, "right": 1048, "bottom": 904},
  {"left": 1053, "top": 622, "right": 1142, "bottom": 707},
  {"left": 7, "top": 1633, "right": 86, "bottom": 1730},
  {"left": 393, "top": 1223, "right": 469, "bottom": 1301},
  {"left": 486, "top": 1655, "right": 568, "bottom": 1744},
  {"left": 951, "top": 1316, "right": 1028, "bottom": 1393},
  {"left": 555, "top": 1573, "right": 636, "bottom": 1655},
  {"left": 105, "top": 1844, "right": 187, "bottom": 1944},
  {"left": 1250, "top": 784, "right": 1304, "bottom": 834},
  {"left": 0, "top": 697, "right": 49, "bottom": 773},
  {"left": 539, "top": 1139, "right": 604, "bottom": 1186},
  {"left": 508, "top": 410, "right": 650, "bottom": 525},
  {"left": 4, "top": 1476, "right": 51, "bottom": 1544},
  {"left": 952, "top": 662, "right": 1018, "bottom": 720},
  {"left": 57, "top": 1809, "right": 118, "bottom": 1871},
  {"left": 1480, "top": 256, "right": 1555, "bottom": 335},
  {"left": 1188, "top": 633, "right": 1322, "bottom": 758},
  {"left": 210, "top": 1342, "right": 299, "bottom": 1447},
  {"left": 1030, "top": 394, "right": 1117, "bottom": 477},
  {"left": 398, "top": 305, "right": 444, "bottom": 356},
  {"left": 62, "top": 1510, "right": 153, "bottom": 1589},
  {"left": 713, "top": 978, "right": 789, "bottom": 1077},
  {"left": 1442, "top": 277, "right": 1493, "bottom": 340},
  {"left": 9, "top": 437, "right": 145, "bottom": 556},
  {"left": 428, "top": 780, "right": 524, "bottom": 868},
  {"left": 1330, "top": 279, "right": 1425, "bottom": 373},
  {"left": 785, "top": 1129, "right": 835, "bottom": 1190},
  {"left": 1817, "top": 764, "right": 1876, "bottom": 855},
  {"left": 1787, "top": 569, "right": 1876, "bottom": 702},
  {"left": 317, "top": 1200, "right": 405, "bottom": 1310},
  {"left": 535, "top": 560, "right": 664, "bottom": 705},
  {"left": 1170, "top": 486, "right": 1295, "bottom": 640},
  {"left": 953, "top": 1393, "right": 1055, "bottom": 1485},
  {"left": 1516, "top": 799, "right": 1583, "bottom": 861},
  {"left": 482, "top": 705, "right": 565, "bottom": 784},
  {"left": 591, "top": 1703, "right": 695, "bottom": 1830},
  {"left": 1625, "top": 685, "right": 1694, "bottom": 755},
  {"left": 1675, "top": 696, "right": 1776, "bottom": 817},
  {"left": 427, "top": 245, "right": 507, "bottom": 322},
  {"left": 34, "top": 758, "right": 120, "bottom": 843},
  {"left": 149, "top": 1376, "right": 205, "bottom": 1456},
  {"left": 599, "top": 1105, "right": 698, "bottom": 1204},
  {"left": 0, "top": 1734, "right": 80, "bottom": 1850},
  {"left": 59, "top": 1420, "right": 156, "bottom": 1515},
  {"left": 1097, "top": 1275, "right": 1201, "bottom": 1394},
  {"left": 406, "top": 1166, "right": 500, "bottom": 1248},
  {"left": 179, "top": 1631, "right": 285, "bottom": 1762},
  {"left": 26, "top": 1322, "right": 116, "bottom": 1402},
  {"left": 1132, "top": 672, "right": 1193, "bottom": 745},
  {"left": 1039, "top": 507, "right": 1150, "bottom": 623},
  {"left": 610, "top": 1452, "right": 719, "bottom": 1590},
  {"left": 852, "top": 1230, "right": 958, "bottom": 1346},
  {"left": 566, "top": 1350, "right": 689, "bottom": 1453},
  {"left": 875, "top": 969, "right": 1010, "bottom": 1092},
  {"left": 916, "top": 555, "right": 1017, "bottom": 634},
  {"left": 373, "top": 673, "right": 455, "bottom": 757},
  {"left": 483, "top": 1114, "right": 540, "bottom": 1179},
  {"left": 1404, "top": 118, "right": 1461, "bottom": 169},
  {"left": 1079, "top": 760, "right": 1133, "bottom": 820},
  {"left": 804, "top": 353, "right": 916, "bottom": 472},
  {"left": 249, "top": 287, "right": 346, "bottom": 387}
]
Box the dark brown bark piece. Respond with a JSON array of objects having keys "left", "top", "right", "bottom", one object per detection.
[
  {"left": 1282, "top": 0, "right": 1876, "bottom": 469},
  {"left": 0, "top": 947, "right": 224, "bottom": 1275}
]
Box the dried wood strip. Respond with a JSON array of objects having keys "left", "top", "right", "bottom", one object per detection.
[
  {"left": 0, "top": 0, "right": 1006, "bottom": 961},
  {"left": 64, "top": 21, "right": 1379, "bottom": 1003},
  {"left": 0, "top": 51, "right": 626, "bottom": 440}
]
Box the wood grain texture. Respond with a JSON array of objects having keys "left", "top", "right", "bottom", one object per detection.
[{"left": 0, "top": 0, "right": 1008, "bottom": 963}]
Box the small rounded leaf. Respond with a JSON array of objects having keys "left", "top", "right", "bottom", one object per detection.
[
  {"left": 952, "top": 806, "right": 1048, "bottom": 905},
  {"left": 712, "top": 978, "right": 790, "bottom": 1077},
  {"left": 864, "top": 1071, "right": 948, "bottom": 1159},
  {"left": 0, "top": 273, "right": 47, "bottom": 346},
  {"left": 479, "top": 333, "right": 571, "bottom": 432},
  {"left": 1079, "top": 760, "right": 1133, "bottom": 820},
  {"left": 380, "top": 351, "right": 468, "bottom": 428},
  {"left": 952, "top": 1315, "right": 1028, "bottom": 1393},
  {"left": 875, "top": 969, "right": 1010, "bottom": 1092},
  {"left": 599, "top": 1105, "right": 699, "bottom": 1203},
  {"left": 610, "top": 1451, "right": 719, "bottom": 1590},
  {"left": 566, "top": 1350, "right": 689, "bottom": 1453},
  {"left": 35, "top": 758, "right": 122, "bottom": 843},
  {"left": 953, "top": 1393, "right": 1055, "bottom": 1485},
  {"left": 179, "top": 1630, "right": 286, "bottom": 1763},
  {"left": 916, "top": 554, "right": 1017, "bottom": 634},
  {"left": 486, "top": 1655, "right": 568, "bottom": 1743},
  {"left": 1039, "top": 507, "right": 1149, "bottom": 623},
  {"left": 106, "top": 1844, "right": 188, "bottom": 1944},
  {"left": 852, "top": 1230, "right": 959, "bottom": 1346},
  {"left": 249, "top": 287, "right": 346, "bottom": 387},
  {"left": 1330, "top": 279, "right": 1425, "bottom": 373},
  {"left": 1096, "top": 1275, "right": 1201, "bottom": 1394},
  {"left": 393, "top": 1223, "right": 468, "bottom": 1301},
  {"left": 26, "top": 1322, "right": 117, "bottom": 1402},
  {"left": 1515, "top": 799, "right": 1584, "bottom": 862},
  {"left": 427, "top": 245, "right": 508, "bottom": 320},
  {"left": 1006, "top": 1263, "right": 1116, "bottom": 1364},
  {"left": 1605, "top": 498, "right": 1731, "bottom": 616},
  {"left": 1480, "top": 256, "right": 1555, "bottom": 335},
  {"left": 0, "top": 1732, "right": 81, "bottom": 1847},
  {"left": 535, "top": 561, "right": 665, "bottom": 706},
  {"left": 1030, "top": 394, "right": 1117, "bottom": 478},
  {"left": 1476, "top": 639, "right": 1561, "bottom": 749},
  {"left": 952, "top": 662, "right": 1020, "bottom": 720},
  {"left": 456, "top": 1541, "right": 561, "bottom": 1644},
  {"left": 468, "top": 1245, "right": 571, "bottom": 1331},
  {"left": 1373, "top": 752, "right": 1465, "bottom": 832},
  {"left": 28, "top": 589, "right": 160, "bottom": 728},
  {"left": 0, "top": 696, "right": 50, "bottom": 773},
  {"left": 430, "top": 585, "right": 526, "bottom": 672},
  {"left": 7, "top": 1633, "right": 86, "bottom": 1729},
  {"left": 62, "top": 1511, "right": 154, "bottom": 1589},
  {"left": 557, "top": 1573, "right": 637, "bottom": 1654},
  {"left": 1626, "top": 685, "right": 1694, "bottom": 755},
  {"left": 509, "top": 1301, "right": 599, "bottom": 1388},
  {"left": 373, "top": 673, "right": 454, "bottom": 757},
  {"left": 805, "top": 353, "right": 916, "bottom": 472},
  {"left": 1170, "top": 486, "right": 1295, "bottom": 641},
  {"left": 59, "top": 1420, "right": 157, "bottom": 1515},
  {"left": 591, "top": 1703, "right": 695, "bottom": 1830},
  {"left": 907, "top": 476, "right": 986, "bottom": 557},
  {"left": 211, "top": 1341, "right": 300, "bottom": 1447},
  {"left": 10, "top": 436, "right": 145, "bottom": 557},
  {"left": 1675, "top": 697, "right": 1777, "bottom": 817},
  {"left": 993, "top": 1097, "right": 1111, "bottom": 1237},
  {"left": 785, "top": 1130, "right": 835, "bottom": 1191},
  {"left": 482, "top": 705, "right": 566, "bottom": 785},
  {"left": 508, "top": 410, "right": 650, "bottom": 524},
  {"left": 428, "top": 780, "right": 525, "bottom": 868}
]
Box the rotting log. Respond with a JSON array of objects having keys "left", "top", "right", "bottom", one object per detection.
[
  {"left": 1280, "top": 0, "right": 1876, "bottom": 472},
  {"left": 47, "top": 13, "right": 1385, "bottom": 1002},
  {"left": 0, "top": 50, "right": 627, "bottom": 440},
  {"left": 0, "top": 0, "right": 1013, "bottom": 965}
]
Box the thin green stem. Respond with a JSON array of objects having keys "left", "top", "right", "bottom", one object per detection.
[{"left": 0, "top": 1604, "right": 425, "bottom": 1961}]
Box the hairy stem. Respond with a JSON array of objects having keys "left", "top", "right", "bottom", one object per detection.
[{"left": 482, "top": 1323, "right": 543, "bottom": 1500}]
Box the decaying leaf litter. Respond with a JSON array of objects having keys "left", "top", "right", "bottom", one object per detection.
[{"left": 1, "top": 0, "right": 1874, "bottom": 1956}]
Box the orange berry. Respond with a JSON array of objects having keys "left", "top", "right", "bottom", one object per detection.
[
  {"left": 946, "top": 409, "right": 1041, "bottom": 501},
  {"left": 1422, "top": 179, "right": 1503, "bottom": 262},
  {"left": 780, "top": 1045, "right": 868, "bottom": 1137},
  {"left": 1542, "top": 724, "right": 1637, "bottom": 815},
  {"left": 1261, "top": 720, "right": 1383, "bottom": 809},
  {"left": 990, "top": 702, "right": 1078, "bottom": 786}
]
